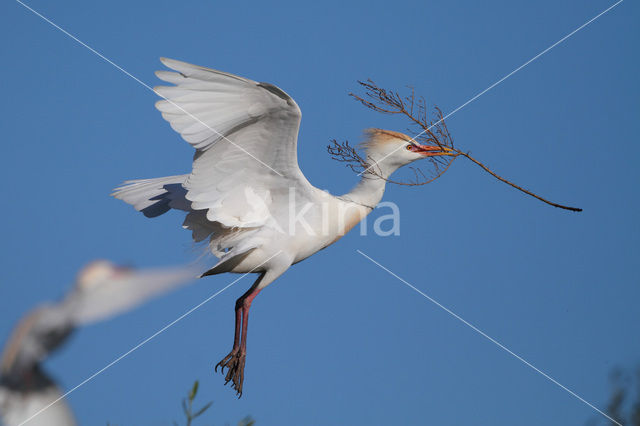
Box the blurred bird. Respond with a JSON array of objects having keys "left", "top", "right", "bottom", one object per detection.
[
  {"left": 113, "top": 58, "right": 454, "bottom": 396},
  {"left": 0, "top": 260, "right": 198, "bottom": 426}
]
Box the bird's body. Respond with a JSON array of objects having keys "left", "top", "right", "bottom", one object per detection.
[
  {"left": 0, "top": 261, "right": 197, "bottom": 426},
  {"left": 208, "top": 189, "right": 375, "bottom": 273},
  {"left": 113, "top": 58, "right": 453, "bottom": 395},
  {"left": 0, "top": 372, "right": 76, "bottom": 426}
]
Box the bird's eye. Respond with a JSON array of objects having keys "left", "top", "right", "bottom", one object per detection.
[{"left": 406, "top": 145, "right": 413, "bottom": 151}]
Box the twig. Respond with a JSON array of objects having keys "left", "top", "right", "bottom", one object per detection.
[
  {"left": 458, "top": 152, "right": 582, "bottom": 211},
  {"left": 331, "top": 79, "right": 582, "bottom": 212}
]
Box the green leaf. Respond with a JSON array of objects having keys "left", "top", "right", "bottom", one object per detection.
[
  {"left": 238, "top": 416, "right": 256, "bottom": 426},
  {"left": 189, "top": 381, "right": 199, "bottom": 401},
  {"left": 193, "top": 401, "right": 213, "bottom": 418}
]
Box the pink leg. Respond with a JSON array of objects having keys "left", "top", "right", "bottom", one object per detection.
[
  {"left": 215, "top": 274, "right": 264, "bottom": 397},
  {"left": 239, "top": 289, "right": 260, "bottom": 352}
]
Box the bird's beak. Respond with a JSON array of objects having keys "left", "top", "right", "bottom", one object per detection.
[
  {"left": 416, "top": 145, "right": 455, "bottom": 157},
  {"left": 114, "top": 264, "right": 134, "bottom": 277}
]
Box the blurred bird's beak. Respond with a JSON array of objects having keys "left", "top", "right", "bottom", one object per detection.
[
  {"left": 416, "top": 145, "right": 454, "bottom": 157},
  {"left": 114, "top": 264, "right": 134, "bottom": 277}
]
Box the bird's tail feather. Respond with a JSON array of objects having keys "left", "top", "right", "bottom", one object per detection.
[{"left": 111, "top": 174, "right": 189, "bottom": 218}]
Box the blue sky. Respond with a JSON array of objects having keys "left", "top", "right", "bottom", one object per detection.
[{"left": 0, "top": 0, "right": 638, "bottom": 425}]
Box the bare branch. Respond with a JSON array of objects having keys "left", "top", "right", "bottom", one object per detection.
[
  {"left": 330, "top": 79, "right": 582, "bottom": 212},
  {"left": 458, "top": 152, "right": 582, "bottom": 211}
]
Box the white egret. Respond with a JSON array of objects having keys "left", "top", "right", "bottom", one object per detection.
[
  {"left": 113, "top": 58, "right": 454, "bottom": 396},
  {"left": 0, "top": 260, "right": 198, "bottom": 426}
]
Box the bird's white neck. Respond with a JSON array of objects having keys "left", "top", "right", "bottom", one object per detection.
[
  {"left": 340, "top": 173, "right": 387, "bottom": 209},
  {"left": 340, "top": 150, "right": 405, "bottom": 208}
]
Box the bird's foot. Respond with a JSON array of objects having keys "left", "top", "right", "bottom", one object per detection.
[{"left": 214, "top": 349, "right": 246, "bottom": 397}]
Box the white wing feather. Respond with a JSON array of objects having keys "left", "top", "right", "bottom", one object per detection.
[{"left": 153, "top": 58, "right": 317, "bottom": 229}]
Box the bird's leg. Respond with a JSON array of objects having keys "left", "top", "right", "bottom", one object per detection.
[
  {"left": 216, "top": 288, "right": 261, "bottom": 396},
  {"left": 215, "top": 273, "right": 265, "bottom": 397},
  {"left": 215, "top": 298, "right": 244, "bottom": 369}
]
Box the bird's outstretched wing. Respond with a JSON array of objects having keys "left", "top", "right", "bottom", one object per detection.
[
  {"left": 153, "top": 58, "right": 316, "bottom": 229},
  {"left": 66, "top": 265, "right": 199, "bottom": 326},
  {"left": 0, "top": 306, "right": 72, "bottom": 378}
]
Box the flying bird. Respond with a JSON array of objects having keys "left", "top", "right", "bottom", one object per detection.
[
  {"left": 0, "top": 260, "right": 197, "bottom": 426},
  {"left": 113, "top": 58, "right": 454, "bottom": 396}
]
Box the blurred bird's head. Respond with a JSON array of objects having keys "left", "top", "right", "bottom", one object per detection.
[
  {"left": 361, "top": 128, "right": 453, "bottom": 174},
  {"left": 75, "top": 260, "right": 131, "bottom": 291}
]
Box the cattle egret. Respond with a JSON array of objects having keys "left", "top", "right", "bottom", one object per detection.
[
  {"left": 0, "top": 260, "right": 198, "bottom": 426},
  {"left": 113, "top": 58, "right": 454, "bottom": 396}
]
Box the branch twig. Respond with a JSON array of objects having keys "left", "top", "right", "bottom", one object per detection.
[
  {"left": 458, "top": 152, "right": 582, "bottom": 211},
  {"left": 329, "top": 79, "right": 582, "bottom": 212}
]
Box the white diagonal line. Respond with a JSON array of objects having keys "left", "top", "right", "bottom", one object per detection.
[
  {"left": 17, "top": 251, "right": 282, "bottom": 426},
  {"left": 358, "top": 0, "right": 623, "bottom": 176},
  {"left": 14, "top": 0, "right": 283, "bottom": 177},
  {"left": 356, "top": 249, "right": 620, "bottom": 426}
]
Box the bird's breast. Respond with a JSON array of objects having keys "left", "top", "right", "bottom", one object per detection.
[{"left": 288, "top": 200, "right": 371, "bottom": 262}]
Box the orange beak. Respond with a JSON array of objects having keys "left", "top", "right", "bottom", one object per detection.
[{"left": 414, "top": 145, "right": 454, "bottom": 157}]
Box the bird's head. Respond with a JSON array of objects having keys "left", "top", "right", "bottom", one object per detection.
[
  {"left": 361, "top": 128, "right": 453, "bottom": 175},
  {"left": 75, "top": 260, "right": 131, "bottom": 291}
]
